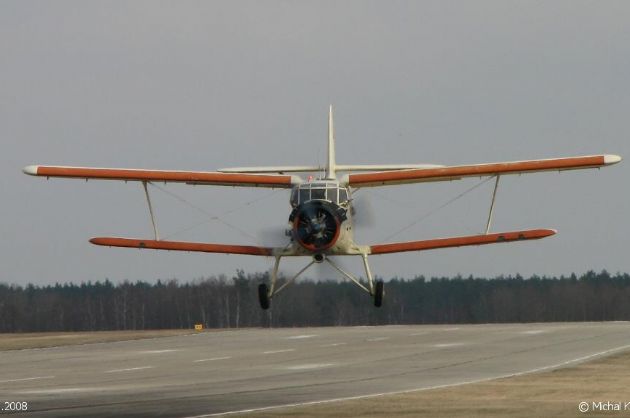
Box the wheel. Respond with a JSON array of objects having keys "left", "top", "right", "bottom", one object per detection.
[
  {"left": 258, "top": 283, "right": 271, "bottom": 310},
  {"left": 374, "top": 280, "right": 384, "bottom": 307}
]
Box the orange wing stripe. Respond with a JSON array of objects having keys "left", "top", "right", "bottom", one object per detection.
[
  {"left": 369, "top": 229, "right": 556, "bottom": 255},
  {"left": 348, "top": 155, "right": 607, "bottom": 186},
  {"left": 90, "top": 237, "right": 274, "bottom": 256},
  {"left": 32, "top": 166, "right": 294, "bottom": 187}
]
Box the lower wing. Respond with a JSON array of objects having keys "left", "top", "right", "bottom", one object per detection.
[
  {"left": 369, "top": 229, "right": 556, "bottom": 254},
  {"left": 90, "top": 229, "right": 556, "bottom": 257},
  {"left": 89, "top": 237, "right": 276, "bottom": 256}
]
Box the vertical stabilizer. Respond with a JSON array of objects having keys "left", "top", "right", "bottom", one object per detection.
[{"left": 325, "top": 105, "right": 337, "bottom": 180}]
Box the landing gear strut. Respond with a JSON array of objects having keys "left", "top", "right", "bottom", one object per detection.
[
  {"left": 258, "top": 252, "right": 384, "bottom": 310},
  {"left": 258, "top": 255, "right": 315, "bottom": 310}
]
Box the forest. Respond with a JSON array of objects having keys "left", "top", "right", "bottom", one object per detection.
[{"left": 1, "top": 270, "right": 629, "bottom": 332}]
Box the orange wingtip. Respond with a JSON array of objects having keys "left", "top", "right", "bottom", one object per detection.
[
  {"left": 90, "top": 237, "right": 273, "bottom": 256},
  {"left": 369, "top": 229, "right": 556, "bottom": 255}
]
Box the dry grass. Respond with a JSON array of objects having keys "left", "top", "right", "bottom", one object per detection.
[
  {"left": 246, "top": 350, "right": 630, "bottom": 418},
  {"left": 0, "top": 329, "right": 197, "bottom": 350}
]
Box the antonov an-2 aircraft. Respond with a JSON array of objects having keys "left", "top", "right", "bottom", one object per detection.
[{"left": 24, "top": 106, "right": 621, "bottom": 309}]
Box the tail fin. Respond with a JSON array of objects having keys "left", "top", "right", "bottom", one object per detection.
[{"left": 325, "top": 105, "right": 337, "bottom": 180}]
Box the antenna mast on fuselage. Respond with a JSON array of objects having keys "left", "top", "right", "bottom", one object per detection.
[{"left": 325, "top": 105, "right": 337, "bottom": 180}]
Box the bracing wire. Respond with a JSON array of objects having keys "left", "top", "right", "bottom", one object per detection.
[
  {"left": 363, "top": 188, "right": 417, "bottom": 209},
  {"left": 148, "top": 183, "right": 281, "bottom": 244},
  {"left": 379, "top": 176, "right": 496, "bottom": 242}
]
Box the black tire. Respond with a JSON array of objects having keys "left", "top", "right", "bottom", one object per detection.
[
  {"left": 374, "top": 280, "right": 384, "bottom": 307},
  {"left": 258, "top": 283, "right": 270, "bottom": 310}
]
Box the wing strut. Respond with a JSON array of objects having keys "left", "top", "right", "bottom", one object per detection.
[
  {"left": 485, "top": 175, "right": 500, "bottom": 234},
  {"left": 142, "top": 181, "right": 160, "bottom": 240}
]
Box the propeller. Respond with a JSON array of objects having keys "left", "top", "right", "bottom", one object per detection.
[
  {"left": 351, "top": 193, "right": 375, "bottom": 228},
  {"left": 257, "top": 225, "right": 291, "bottom": 247},
  {"left": 292, "top": 201, "right": 340, "bottom": 251}
]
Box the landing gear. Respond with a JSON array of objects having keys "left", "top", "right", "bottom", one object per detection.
[
  {"left": 258, "top": 255, "right": 316, "bottom": 310},
  {"left": 258, "top": 283, "right": 270, "bottom": 310},
  {"left": 373, "top": 280, "right": 384, "bottom": 307},
  {"left": 257, "top": 253, "right": 385, "bottom": 309}
]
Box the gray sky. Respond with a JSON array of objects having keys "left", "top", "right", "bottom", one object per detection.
[{"left": 2, "top": 1, "right": 629, "bottom": 286}]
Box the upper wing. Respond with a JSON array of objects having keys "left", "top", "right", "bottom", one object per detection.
[
  {"left": 23, "top": 165, "right": 300, "bottom": 188},
  {"left": 218, "top": 164, "right": 445, "bottom": 173},
  {"left": 344, "top": 155, "right": 621, "bottom": 187},
  {"left": 369, "top": 229, "right": 556, "bottom": 255}
]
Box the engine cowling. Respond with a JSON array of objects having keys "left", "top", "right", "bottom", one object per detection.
[{"left": 290, "top": 201, "right": 346, "bottom": 251}]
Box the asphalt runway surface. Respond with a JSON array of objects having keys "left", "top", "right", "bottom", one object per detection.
[{"left": 2, "top": 322, "right": 630, "bottom": 417}]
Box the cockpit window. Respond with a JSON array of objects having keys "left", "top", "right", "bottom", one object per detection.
[
  {"left": 327, "top": 187, "right": 338, "bottom": 203},
  {"left": 290, "top": 189, "right": 298, "bottom": 206},
  {"left": 339, "top": 188, "right": 348, "bottom": 203},
  {"left": 299, "top": 189, "right": 310, "bottom": 204},
  {"left": 311, "top": 188, "right": 326, "bottom": 200}
]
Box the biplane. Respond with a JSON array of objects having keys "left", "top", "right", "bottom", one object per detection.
[{"left": 24, "top": 106, "right": 621, "bottom": 309}]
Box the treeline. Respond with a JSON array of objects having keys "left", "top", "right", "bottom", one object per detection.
[{"left": 1, "top": 270, "right": 629, "bottom": 332}]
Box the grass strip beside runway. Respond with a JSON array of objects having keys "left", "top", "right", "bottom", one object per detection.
[
  {"left": 246, "top": 349, "right": 630, "bottom": 417},
  {"left": 0, "top": 330, "right": 194, "bottom": 350}
]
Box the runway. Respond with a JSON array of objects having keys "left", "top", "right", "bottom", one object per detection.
[{"left": 2, "top": 322, "right": 630, "bottom": 417}]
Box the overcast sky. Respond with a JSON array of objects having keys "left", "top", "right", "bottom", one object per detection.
[{"left": 2, "top": 1, "right": 629, "bottom": 286}]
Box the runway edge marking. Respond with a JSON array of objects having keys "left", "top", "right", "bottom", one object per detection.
[
  {"left": 0, "top": 376, "right": 55, "bottom": 384},
  {"left": 262, "top": 349, "right": 295, "bottom": 354},
  {"left": 193, "top": 357, "right": 232, "bottom": 363},
  {"left": 184, "top": 343, "right": 630, "bottom": 418},
  {"left": 104, "top": 366, "right": 154, "bottom": 373}
]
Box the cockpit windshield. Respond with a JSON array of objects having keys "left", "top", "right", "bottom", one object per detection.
[
  {"left": 290, "top": 182, "right": 350, "bottom": 207},
  {"left": 311, "top": 189, "right": 326, "bottom": 200}
]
